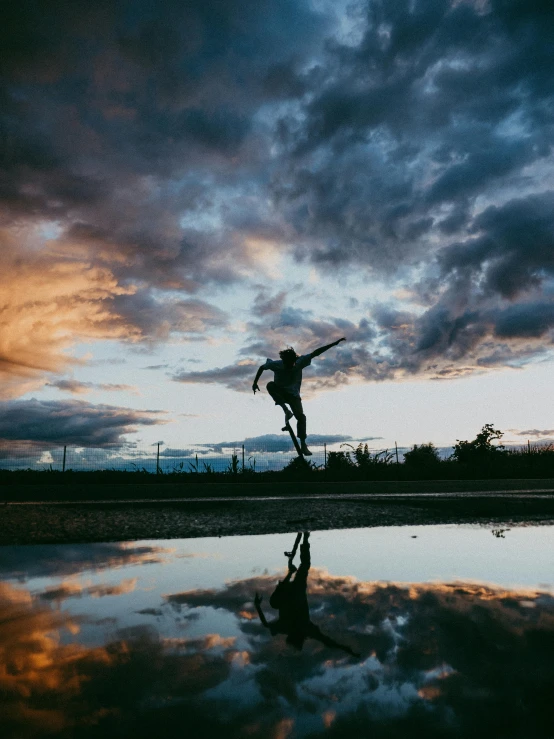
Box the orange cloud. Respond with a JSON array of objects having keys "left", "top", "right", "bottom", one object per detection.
[
  {"left": 0, "top": 581, "right": 236, "bottom": 737},
  {"left": 87, "top": 578, "right": 137, "bottom": 598},
  {"left": 0, "top": 232, "right": 136, "bottom": 398},
  {"left": 0, "top": 232, "right": 227, "bottom": 399},
  {"left": 0, "top": 582, "right": 111, "bottom": 733},
  {"left": 41, "top": 577, "right": 138, "bottom": 602}
]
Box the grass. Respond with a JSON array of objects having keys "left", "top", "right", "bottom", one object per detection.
[
  {"left": 1, "top": 443, "right": 553, "bottom": 485},
  {"left": 2, "top": 428, "right": 553, "bottom": 489}
]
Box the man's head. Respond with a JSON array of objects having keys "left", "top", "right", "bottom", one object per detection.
[{"left": 279, "top": 347, "right": 298, "bottom": 368}]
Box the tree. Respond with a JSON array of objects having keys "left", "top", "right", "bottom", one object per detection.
[
  {"left": 326, "top": 450, "right": 355, "bottom": 472},
  {"left": 403, "top": 443, "right": 441, "bottom": 468},
  {"left": 452, "top": 424, "right": 505, "bottom": 465}
]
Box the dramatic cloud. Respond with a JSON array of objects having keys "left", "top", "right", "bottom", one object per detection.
[
  {"left": 173, "top": 303, "right": 386, "bottom": 392},
  {"left": 511, "top": 428, "right": 554, "bottom": 441},
  {"left": 0, "top": 0, "right": 326, "bottom": 396},
  {"left": 0, "top": 398, "right": 165, "bottom": 445},
  {"left": 2, "top": 0, "right": 554, "bottom": 400},
  {"left": 0, "top": 236, "right": 228, "bottom": 398},
  {"left": 0, "top": 582, "right": 236, "bottom": 738},
  {"left": 2, "top": 565, "right": 553, "bottom": 738},
  {"left": 164, "top": 569, "right": 554, "bottom": 737},
  {"left": 46, "top": 380, "right": 139, "bottom": 395},
  {"left": 40, "top": 578, "right": 137, "bottom": 603},
  {"left": 209, "top": 434, "right": 359, "bottom": 453},
  {"left": 0, "top": 542, "right": 173, "bottom": 581},
  {"left": 172, "top": 361, "right": 257, "bottom": 392}
]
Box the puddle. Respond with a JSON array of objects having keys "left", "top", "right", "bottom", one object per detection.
[{"left": 1, "top": 524, "right": 553, "bottom": 738}]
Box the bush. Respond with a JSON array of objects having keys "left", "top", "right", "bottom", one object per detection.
[
  {"left": 326, "top": 450, "right": 355, "bottom": 473},
  {"left": 452, "top": 424, "right": 505, "bottom": 465},
  {"left": 404, "top": 443, "right": 441, "bottom": 469}
]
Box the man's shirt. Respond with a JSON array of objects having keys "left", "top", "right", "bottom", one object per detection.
[{"left": 262, "top": 354, "right": 312, "bottom": 397}]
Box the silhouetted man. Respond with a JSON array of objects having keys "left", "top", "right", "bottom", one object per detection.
[
  {"left": 254, "top": 532, "right": 358, "bottom": 656},
  {"left": 252, "top": 338, "right": 346, "bottom": 455}
]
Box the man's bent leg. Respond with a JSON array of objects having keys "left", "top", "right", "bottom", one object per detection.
[
  {"left": 267, "top": 381, "right": 286, "bottom": 406},
  {"left": 267, "top": 382, "right": 293, "bottom": 421}
]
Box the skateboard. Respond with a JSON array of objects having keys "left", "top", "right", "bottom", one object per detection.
[
  {"left": 281, "top": 416, "right": 307, "bottom": 461},
  {"left": 284, "top": 532, "right": 302, "bottom": 566}
]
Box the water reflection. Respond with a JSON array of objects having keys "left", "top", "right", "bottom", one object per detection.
[
  {"left": 255, "top": 532, "right": 358, "bottom": 655},
  {"left": 0, "top": 526, "right": 553, "bottom": 738}
]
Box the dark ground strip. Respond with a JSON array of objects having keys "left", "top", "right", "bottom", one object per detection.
[
  {"left": 2, "top": 477, "right": 554, "bottom": 503},
  {"left": 1, "top": 495, "right": 554, "bottom": 544}
]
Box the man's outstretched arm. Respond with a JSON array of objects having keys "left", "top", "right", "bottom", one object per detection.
[
  {"left": 311, "top": 625, "right": 360, "bottom": 657},
  {"left": 309, "top": 337, "right": 346, "bottom": 359},
  {"left": 252, "top": 366, "right": 266, "bottom": 394}
]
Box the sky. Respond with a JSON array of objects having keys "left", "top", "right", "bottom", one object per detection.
[{"left": 1, "top": 0, "right": 554, "bottom": 455}]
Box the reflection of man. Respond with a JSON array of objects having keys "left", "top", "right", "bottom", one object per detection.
[
  {"left": 255, "top": 532, "right": 358, "bottom": 655},
  {"left": 251, "top": 338, "right": 346, "bottom": 456}
]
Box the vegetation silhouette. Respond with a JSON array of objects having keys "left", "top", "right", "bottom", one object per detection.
[
  {"left": 404, "top": 442, "right": 441, "bottom": 471},
  {"left": 2, "top": 425, "right": 554, "bottom": 499},
  {"left": 452, "top": 423, "right": 505, "bottom": 464}
]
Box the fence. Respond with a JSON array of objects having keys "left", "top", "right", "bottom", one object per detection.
[
  {"left": 1, "top": 439, "right": 550, "bottom": 478},
  {"left": 0, "top": 439, "right": 359, "bottom": 474}
]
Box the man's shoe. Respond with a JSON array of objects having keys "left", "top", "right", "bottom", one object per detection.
[{"left": 300, "top": 443, "right": 312, "bottom": 456}]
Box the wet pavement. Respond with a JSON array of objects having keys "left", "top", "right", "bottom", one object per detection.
[
  {"left": 1, "top": 524, "right": 553, "bottom": 738},
  {"left": 2, "top": 493, "right": 554, "bottom": 544}
]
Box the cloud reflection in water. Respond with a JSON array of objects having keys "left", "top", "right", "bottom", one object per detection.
[{"left": 0, "top": 530, "right": 553, "bottom": 738}]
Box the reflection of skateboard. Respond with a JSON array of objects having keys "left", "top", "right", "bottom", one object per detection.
[
  {"left": 284, "top": 532, "right": 302, "bottom": 566},
  {"left": 282, "top": 417, "right": 305, "bottom": 459}
]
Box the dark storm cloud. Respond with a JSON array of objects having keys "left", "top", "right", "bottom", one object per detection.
[
  {"left": 0, "top": 0, "right": 329, "bottom": 395},
  {"left": 0, "top": 542, "right": 171, "bottom": 580},
  {"left": 271, "top": 0, "right": 554, "bottom": 266},
  {"left": 0, "top": 0, "right": 327, "bottom": 245},
  {"left": 513, "top": 428, "right": 554, "bottom": 438},
  {"left": 157, "top": 446, "right": 196, "bottom": 457},
  {"left": 260, "top": 0, "right": 554, "bottom": 376},
  {"left": 2, "top": 563, "right": 553, "bottom": 738},
  {"left": 172, "top": 295, "right": 386, "bottom": 392},
  {"left": 39, "top": 578, "right": 138, "bottom": 603},
  {"left": 0, "top": 398, "right": 165, "bottom": 445},
  {"left": 378, "top": 190, "right": 554, "bottom": 374},
  {"left": 172, "top": 361, "right": 257, "bottom": 391},
  {"left": 3, "top": 0, "right": 554, "bottom": 394},
  {"left": 439, "top": 192, "right": 554, "bottom": 299},
  {"left": 166, "top": 570, "right": 554, "bottom": 737},
  {"left": 107, "top": 294, "right": 229, "bottom": 341},
  {"left": 494, "top": 301, "right": 554, "bottom": 338},
  {"left": 206, "top": 434, "right": 368, "bottom": 453}
]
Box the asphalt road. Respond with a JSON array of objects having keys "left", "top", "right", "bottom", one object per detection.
[{"left": 2, "top": 490, "right": 554, "bottom": 545}]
